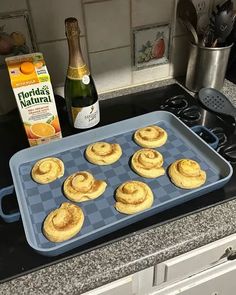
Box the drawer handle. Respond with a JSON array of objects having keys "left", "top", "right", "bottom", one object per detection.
[{"left": 225, "top": 247, "right": 236, "bottom": 261}]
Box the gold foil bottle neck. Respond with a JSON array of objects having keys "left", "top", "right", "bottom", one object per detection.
[{"left": 65, "top": 17, "right": 80, "bottom": 38}]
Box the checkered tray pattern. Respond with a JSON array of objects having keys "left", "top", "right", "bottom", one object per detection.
[{"left": 10, "top": 112, "right": 232, "bottom": 256}]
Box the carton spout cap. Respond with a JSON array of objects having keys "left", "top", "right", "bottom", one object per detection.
[{"left": 20, "top": 62, "right": 34, "bottom": 75}]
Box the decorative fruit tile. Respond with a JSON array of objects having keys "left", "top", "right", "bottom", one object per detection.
[{"left": 133, "top": 23, "right": 170, "bottom": 70}]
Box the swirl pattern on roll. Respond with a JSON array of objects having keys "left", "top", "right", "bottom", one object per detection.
[
  {"left": 63, "top": 171, "right": 107, "bottom": 202},
  {"left": 85, "top": 141, "right": 122, "bottom": 165},
  {"left": 31, "top": 157, "right": 64, "bottom": 184},
  {"left": 131, "top": 148, "right": 165, "bottom": 178},
  {"left": 115, "top": 181, "right": 154, "bottom": 214},
  {"left": 43, "top": 202, "right": 84, "bottom": 242},
  {"left": 169, "top": 159, "right": 206, "bottom": 189},
  {"left": 134, "top": 125, "right": 167, "bottom": 148}
]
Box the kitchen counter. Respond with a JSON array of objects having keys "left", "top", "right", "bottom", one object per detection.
[{"left": 1, "top": 78, "right": 236, "bottom": 295}]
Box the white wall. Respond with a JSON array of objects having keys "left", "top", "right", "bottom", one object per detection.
[{"left": 0, "top": 0, "right": 218, "bottom": 114}]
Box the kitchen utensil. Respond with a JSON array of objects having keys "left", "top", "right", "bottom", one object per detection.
[
  {"left": 198, "top": 88, "right": 236, "bottom": 121},
  {"left": 212, "top": 10, "right": 235, "bottom": 46},
  {"left": 177, "top": 0, "right": 198, "bottom": 29},
  {"left": 210, "top": 0, "right": 235, "bottom": 46},
  {"left": 177, "top": 0, "right": 199, "bottom": 44},
  {"left": 181, "top": 19, "right": 199, "bottom": 44},
  {"left": 201, "top": 27, "right": 215, "bottom": 47},
  {"left": 216, "top": 0, "right": 234, "bottom": 14},
  {"left": 197, "top": 13, "right": 211, "bottom": 44},
  {"left": 9, "top": 111, "right": 232, "bottom": 256}
]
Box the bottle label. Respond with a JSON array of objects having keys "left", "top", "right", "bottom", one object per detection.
[
  {"left": 67, "top": 65, "right": 90, "bottom": 80},
  {"left": 72, "top": 101, "right": 100, "bottom": 129},
  {"left": 82, "top": 75, "right": 90, "bottom": 85}
]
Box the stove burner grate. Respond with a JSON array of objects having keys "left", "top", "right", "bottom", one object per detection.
[
  {"left": 219, "top": 143, "right": 236, "bottom": 163},
  {"left": 177, "top": 105, "right": 202, "bottom": 125},
  {"left": 160, "top": 95, "right": 202, "bottom": 125},
  {"left": 160, "top": 95, "right": 188, "bottom": 113},
  {"left": 210, "top": 127, "right": 228, "bottom": 147}
]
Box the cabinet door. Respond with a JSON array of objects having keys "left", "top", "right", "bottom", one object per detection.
[
  {"left": 154, "top": 233, "right": 236, "bottom": 286},
  {"left": 152, "top": 260, "right": 236, "bottom": 295},
  {"left": 175, "top": 263, "right": 236, "bottom": 295},
  {"left": 81, "top": 276, "right": 133, "bottom": 295}
]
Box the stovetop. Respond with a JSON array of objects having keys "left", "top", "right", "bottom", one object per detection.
[{"left": 1, "top": 83, "right": 236, "bottom": 283}]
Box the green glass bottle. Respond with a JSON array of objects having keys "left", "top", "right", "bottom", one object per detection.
[{"left": 64, "top": 17, "right": 100, "bottom": 129}]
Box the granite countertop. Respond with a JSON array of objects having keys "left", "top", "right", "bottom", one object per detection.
[{"left": 1, "top": 78, "right": 236, "bottom": 295}]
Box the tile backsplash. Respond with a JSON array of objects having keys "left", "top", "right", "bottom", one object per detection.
[{"left": 0, "top": 0, "right": 219, "bottom": 114}]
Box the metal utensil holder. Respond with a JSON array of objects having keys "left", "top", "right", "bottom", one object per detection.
[{"left": 185, "top": 42, "right": 233, "bottom": 92}]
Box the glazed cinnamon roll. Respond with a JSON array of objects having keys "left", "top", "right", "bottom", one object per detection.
[
  {"left": 63, "top": 171, "right": 107, "bottom": 202},
  {"left": 134, "top": 125, "right": 167, "bottom": 148},
  {"left": 131, "top": 148, "right": 165, "bottom": 178},
  {"left": 169, "top": 159, "right": 206, "bottom": 189},
  {"left": 43, "top": 202, "right": 84, "bottom": 242},
  {"left": 115, "top": 180, "right": 154, "bottom": 215},
  {"left": 31, "top": 157, "right": 64, "bottom": 184},
  {"left": 85, "top": 141, "right": 122, "bottom": 165}
]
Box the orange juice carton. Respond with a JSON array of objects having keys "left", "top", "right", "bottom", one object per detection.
[{"left": 5, "top": 52, "right": 62, "bottom": 146}]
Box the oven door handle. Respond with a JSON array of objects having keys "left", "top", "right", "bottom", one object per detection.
[{"left": 0, "top": 185, "right": 21, "bottom": 223}]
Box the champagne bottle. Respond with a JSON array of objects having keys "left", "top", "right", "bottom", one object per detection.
[{"left": 64, "top": 17, "right": 100, "bottom": 129}]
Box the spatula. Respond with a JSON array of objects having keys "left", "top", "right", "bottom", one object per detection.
[
  {"left": 177, "top": 0, "right": 199, "bottom": 44},
  {"left": 198, "top": 88, "right": 236, "bottom": 121},
  {"left": 177, "top": 0, "right": 198, "bottom": 29}
]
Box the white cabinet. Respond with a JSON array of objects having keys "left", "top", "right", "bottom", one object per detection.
[
  {"left": 81, "top": 233, "right": 236, "bottom": 295},
  {"left": 81, "top": 275, "right": 134, "bottom": 295},
  {"left": 153, "top": 233, "right": 236, "bottom": 287},
  {"left": 151, "top": 233, "right": 236, "bottom": 295},
  {"left": 151, "top": 260, "right": 236, "bottom": 295}
]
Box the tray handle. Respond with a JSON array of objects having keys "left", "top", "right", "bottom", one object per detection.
[
  {"left": 191, "top": 125, "right": 219, "bottom": 150},
  {"left": 0, "top": 185, "right": 21, "bottom": 223}
]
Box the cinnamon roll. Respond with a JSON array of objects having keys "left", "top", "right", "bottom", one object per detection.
[
  {"left": 169, "top": 159, "right": 206, "bottom": 189},
  {"left": 63, "top": 171, "right": 107, "bottom": 202},
  {"left": 31, "top": 157, "right": 64, "bottom": 184},
  {"left": 85, "top": 141, "right": 122, "bottom": 165},
  {"left": 43, "top": 202, "right": 84, "bottom": 242},
  {"left": 131, "top": 148, "right": 165, "bottom": 178},
  {"left": 115, "top": 180, "right": 154, "bottom": 214},
  {"left": 134, "top": 125, "right": 167, "bottom": 148}
]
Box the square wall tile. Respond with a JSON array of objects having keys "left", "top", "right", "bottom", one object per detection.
[
  {"left": 84, "top": 0, "right": 130, "bottom": 52},
  {"left": 39, "top": 40, "right": 68, "bottom": 87},
  {"left": 29, "top": 0, "right": 85, "bottom": 43},
  {"left": 169, "top": 35, "right": 190, "bottom": 77},
  {"left": 83, "top": 0, "right": 107, "bottom": 2},
  {"left": 132, "top": 0, "right": 174, "bottom": 28},
  {"left": 90, "top": 47, "right": 132, "bottom": 93},
  {"left": 132, "top": 64, "right": 170, "bottom": 85},
  {"left": 39, "top": 37, "right": 89, "bottom": 87},
  {"left": 0, "top": 0, "right": 27, "bottom": 13}
]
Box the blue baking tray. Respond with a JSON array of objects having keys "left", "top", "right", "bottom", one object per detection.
[{"left": 9, "top": 111, "right": 233, "bottom": 256}]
